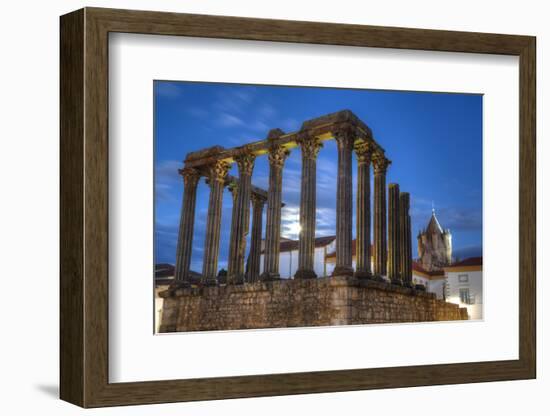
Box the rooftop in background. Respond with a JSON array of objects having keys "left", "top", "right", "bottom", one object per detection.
[
  {"left": 155, "top": 263, "right": 175, "bottom": 278},
  {"left": 261, "top": 235, "right": 336, "bottom": 254},
  {"left": 412, "top": 261, "right": 445, "bottom": 279},
  {"left": 155, "top": 265, "right": 203, "bottom": 284},
  {"left": 325, "top": 239, "right": 373, "bottom": 261},
  {"left": 444, "top": 256, "right": 483, "bottom": 270}
]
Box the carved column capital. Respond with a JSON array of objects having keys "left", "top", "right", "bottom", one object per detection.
[
  {"left": 267, "top": 145, "right": 290, "bottom": 168},
  {"left": 235, "top": 151, "right": 256, "bottom": 176},
  {"left": 251, "top": 192, "right": 267, "bottom": 208},
  {"left": 207, "top": 160, "right": 230, "bottom": 184},
  {"left": 179, "top": 167, "right": 200, "bottom": 187},
  {"left": 354, "top": 141, "right": 374, "bottom": 165},
  {"left": 298, "top": 134, "right": 323, "bottom": 160},
  {"left": 333, "top": 125, "right": 355, "bottom": 151},
  {"left": 372, "top": 153, "right": 391, "bottom": 175}
]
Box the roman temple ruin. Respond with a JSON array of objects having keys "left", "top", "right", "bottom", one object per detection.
[{"left": 159, "top": 110, "right": 468, "bottom": 332}]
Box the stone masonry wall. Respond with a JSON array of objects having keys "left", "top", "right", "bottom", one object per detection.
[{"left": 158, "top": 276, "right": 468, "bottom": 333}]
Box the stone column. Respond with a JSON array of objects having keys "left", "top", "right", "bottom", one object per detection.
[
  {"left": 227, "top": 179, "right": 240, "bottom": 238},
  {"left": 373, "top": 155, "right": 391, "bottom": 277},
  {"left": 399, "top": 192, "right": 413, "bottom": 287},
  {"left": 227, "top": 151, "right": 256, "bottom": 284},
  {"left": 387, "top": 183, "right": 401, "bottom": 284},
  {"left": 174, "top": 167, "right": 200, "bottom": 284},
  {"left": 261, "top": 145, "right": 290, "bottom": 281},
  {"left": 245, "top": 193, "right": 266, "bottom": 282},
  {"left": 202, "top": 160, "right": 230, "bottom": 285},
  {"left": 332, "top": 127, "right": 354, "bottom": 276},
  {"left": 294, "top": 134, "right": 323, "bottom": 279},
  {"left": 354, "top": 142, "right": 372, "bottom": 279}
]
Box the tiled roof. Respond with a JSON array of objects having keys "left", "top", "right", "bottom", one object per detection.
[
  {"left": 412, "top": 261, "right": 445, "bottom": 277},
  {"left": 261, "top": 235, "right": 336, "bottom": 254},
  {"left": 154, "top": 265, "right": 202, "bottom": 280},
  {"left": 155, "top": 263, "right": 175, "bottom": 278},
  {"left": 325, "top": 239, "right": 373, "bottom": 259},
  {"left": 446, "top": 256, "right": 483, "bottom": 268}
]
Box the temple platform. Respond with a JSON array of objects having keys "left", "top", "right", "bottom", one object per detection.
[{"left": 158, "top": 275, "right": 468, "bottom": 333}]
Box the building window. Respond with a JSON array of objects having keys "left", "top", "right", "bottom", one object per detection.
[
  {"left": 458, "top": 274, "right": 469, "bottom": 283},
  {"left": 443, "top": 281, "right": 450, "bottom": 300},
  {"left": 459, "top": 288, "right": 474, "bottom": 304}
]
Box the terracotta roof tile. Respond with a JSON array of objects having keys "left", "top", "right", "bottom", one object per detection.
[
  {"left": 325, "top": 239, "right": 373, "bottom": 259},
  {"left": 261, "top": 235, "right": 336, "bottom": 254},
  {"left": 447, "top": 256, "right": 483, "bottom": 267},
  {"left": 412, "top": 261, "right": 444, "bottom": 277}
]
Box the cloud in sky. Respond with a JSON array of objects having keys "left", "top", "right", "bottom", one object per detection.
[
  {"left": 155, "top": 159, "right": 182, "bottom": 203},
  {"left": 184, "top": 107, "right": 209, "bottom": 119},
  {"left": 435, "top": 207, "right": 482, "bottom": 231},
  {"left": 410, "top": 203, "right": 482, "bottom": 233},
  {"left": 182, "top": 85, "right": 293, "bottom": 139},
  {"left": 218, "top": 113, "right": 245, "bottom": 127},
  {"left": 281, "top": 205, "right": 301, "bottom": 239}
]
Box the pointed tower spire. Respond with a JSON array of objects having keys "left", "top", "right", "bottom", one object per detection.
[{"left": 426, "top": 205, "right": 443, "bottom": 234}]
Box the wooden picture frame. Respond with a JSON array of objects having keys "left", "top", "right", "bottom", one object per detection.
[{"left": 60, "top": 7, "right": 536, "bottom": 408}]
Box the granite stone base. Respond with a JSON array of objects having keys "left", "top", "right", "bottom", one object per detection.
[{"left": 158, "top": 275, "right": 468, "bottom": 333}]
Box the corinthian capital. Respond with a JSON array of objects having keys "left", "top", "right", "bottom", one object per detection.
[
  {"left": 372, "top": 153, "right": 391, "bottom": 175},
  {"left": 333, "top": 125, "right": 355, "bottom": 150},
  {"left": 207, "top": 160, "right": 230, "bottom": 184},
  {"left": 251, "top": 192, "right": 267, "bottom": 208},
  {"left": 354, "top": 141, "right": 373, "bottom": 165},
  {"left": 179, "top": 167, "right": 200, "bottom": 187},
  {"left": 268, "top": 145, "right": 290, "bottom": 168},
  {"left": 235, "top": 151, "right": 256, "bottom": 176},
  {"left": 298, "top": 134, "right": 323, "bottom": 160}
]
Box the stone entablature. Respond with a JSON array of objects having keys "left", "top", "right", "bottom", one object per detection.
[
  {"left": 183, "top": 110, "right": 381, "bottom": 169},
  {"left": 159, "top": 276, "right": 468, "bottom": 332}
]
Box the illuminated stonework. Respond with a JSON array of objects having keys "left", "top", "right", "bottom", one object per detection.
[{"left": 173, "top": 110, "right": 412, "bottom": 286}]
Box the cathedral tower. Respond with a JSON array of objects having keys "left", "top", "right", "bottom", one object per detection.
[{"left": 417, "top": 209, "right": 453, "bottom": 271}]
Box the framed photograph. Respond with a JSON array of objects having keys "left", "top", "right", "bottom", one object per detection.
[{"left": 60, "top": 7, "right": 536, "bottom": 408}]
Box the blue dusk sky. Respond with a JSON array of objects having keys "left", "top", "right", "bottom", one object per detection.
[{"left": 154, "top": 81, "right": 482, "bottom": 272}]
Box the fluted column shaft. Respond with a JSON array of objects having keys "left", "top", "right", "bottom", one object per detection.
[
  {"left": 175, "top": 168, "right": 200, "bottom": 283},
  {"left": 227, "top": 152, "right": 256, "bottom": 284},
  {"left": 246, "top": 194, "right": 266, "bottom": 282},
  {"left": 261, "top": 146, "right": 290, "bottom": 280},
  {"left": 373, "top": 156, "right": 390, "bottom": 276},
  {"left": 202, "top": 161, "right": 230, "bottom": 284},
  {"left": 295, "top": 135, "right": 322, "bottom": 279},
  {"left": 332, "top": 128, "right": 354, "bottom": 276},
  {"left": 354, "top": 142, "right": 372, "bottom": 278},
  {"left": 388, "top": 183, "right": 401, "bottom": 283},
  {"left": 399, "top": 192, "right": 413, "bottom": 286},
  {"left": 227, "top": 180, "right": 240, "bottom": 277}
]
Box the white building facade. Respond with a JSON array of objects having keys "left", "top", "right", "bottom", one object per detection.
[{"left": 443, "top": 258, "right": 483, "bottom": 320}]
